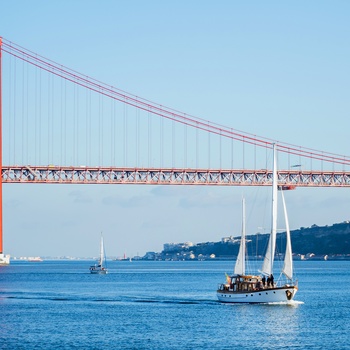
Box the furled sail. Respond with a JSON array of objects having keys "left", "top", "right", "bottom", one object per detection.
[{"left": 234, "top": 197, "right": 246, "bottom": 276}]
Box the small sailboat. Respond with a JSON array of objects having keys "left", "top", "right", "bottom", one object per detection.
[
  {"left": 217, "top": 144, "right": 298, "bottom": 303},
  {"left": 89, "top": 234, "right": 108, "bottom": 274},
  {"left": 0, "top": 253, "right": 10, "bottom": 266}
]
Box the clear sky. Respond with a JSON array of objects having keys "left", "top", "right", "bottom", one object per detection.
[{"left": 1, "top": 1, "right": 350, "bottom": 258}]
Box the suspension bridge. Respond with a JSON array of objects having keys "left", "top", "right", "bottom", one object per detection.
[{"left": 1, "top": 37, "right": 350, "bottom": 263}]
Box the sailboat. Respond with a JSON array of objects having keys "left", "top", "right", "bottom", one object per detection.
[
  {"left": 0, "top": 253, "right": 10, "bottom": 266},
  {"left": 89, "top": 234, "right": 108, "bottom": 274},
  {"left": 217, "top": 144, "right": 298, "bottom": 303}
]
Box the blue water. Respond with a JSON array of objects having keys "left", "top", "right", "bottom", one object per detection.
[{"left": 0, "top": 260, "right": 349, "bottom": 349}]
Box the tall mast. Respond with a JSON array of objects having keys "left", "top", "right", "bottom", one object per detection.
[
  {"left": 241, "top": 197, "right": 246, "bottom": 276},
  {"left": 0, "top": 37, "right": 3, "bottom": 255},
  {"left": 261, "top": 143, "right": 278, "bottom": 275},
  {"left": 100, "top": 234, "right": 104, "bottom": 265},
  {"left": 270, "top": 143, "right": 278, "bottom": 273},
  {"left": 234, "top": 197, "right": 246, "bottom": 275}
]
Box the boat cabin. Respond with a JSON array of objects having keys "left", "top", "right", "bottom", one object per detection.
[{"left": 219, "top": 274, "right": 267, "bottom": 293}]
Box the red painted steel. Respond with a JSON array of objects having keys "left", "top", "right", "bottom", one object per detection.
[
  {"left": 1, "top": 37, "right": 350, "bottom": 258},
  {"left": 0, "top": 37, "right": 3, "bottom": 253},
  {"left": 2, "top": 166, "right": 350, "bottom": 187},
  {"left": 2, "top": 38, "right": 350, "bottom": 167}
]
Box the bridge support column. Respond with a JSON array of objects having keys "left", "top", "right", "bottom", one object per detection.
[{"left": 0, "top": 37, "right": 10, "bottom": 265}]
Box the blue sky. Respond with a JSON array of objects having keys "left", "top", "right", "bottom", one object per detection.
[{"left": 1, "top": 1, "right": 350, "bottom": 258}]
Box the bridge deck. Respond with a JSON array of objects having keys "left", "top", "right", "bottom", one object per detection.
[{"left": 2, "top": 166, "right": 350, "bottom": 187}]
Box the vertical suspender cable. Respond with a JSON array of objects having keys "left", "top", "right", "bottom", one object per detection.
[
  {"left": 100, "top": 91, "right": 103, "bottom": 166},
  {"left": 172, "top": 120, "right": 175, "bottom": 168},
  {"left": 123, "top": 101, "right": 127, "bottom": 167},
  {"left": 113, "top": 98, "right": 116, "bottom": 166},
  {"left": 35, "top": 63, "right": 37, "bottom": 164},
  {"left": 73, "top": 83, "right": 76, "bottom": 165},
  {"left": 88, "top": 88, "right": 91, "bottom": 166},
  {"left": 160, "top": 116, "right": 163, "bottom": 167},
  {"left": 184, "top": 123, "right": 187, "bottom": 168},
  {"left": 86, "top": 88, "right": 89, "bottom": 166},
  {"left": 254, "top": 139, "right": 256, "bottom": 170},
  {"left": 64, "top": 79, "right": 67, "bottom": 166},
  {"left": 26, "top": 59, "right": 29, "bottom": 163},
  {"left": 208, "top": 121, "right": 210, "bottom": 169},
  {"left": 111, "top": 97, "right": 113, "bottom": 166},
  {"left": 99, "top": 90, "right": 101, "bottom": 166},
  {"left": 231, "top": 128, "right": 233, "bottom": 169},
  {"left": 52, "top": 73, "right": 55, "bottom": 162},
  {"left": 8, "top": 54, "right": 11, "bottom": 164},
  {"left": 136, "top": 108, "right": 139, "bottom": 167},
  {"left": 148, "top": 111, "right": 151, "bottom": 167},
  {"left": 60, "top": 75, "right": 63, "bottom": 166},
  {"left": 242, "top": 136, "right": 245, "bottom": 170},
  {"left": 39, "top": 69, "right": 42, "bottom": 165},
  {"left": 47, "top": 73, "right": 51, "bottom": 163},
  {"left": 196, "top": 123, "right": 198, "bottom": 169},
  {"left": 22, "top": 59, "right": 24, "bottom": 164},
  {"left": 13, "top": 57, "right": 16, "bottom": 165},
  {"left": 220, "top": 130, "right": 222, "bottom": 169},
  {"left": 76, "top": 85, "right": 79, "bottom": 165}
]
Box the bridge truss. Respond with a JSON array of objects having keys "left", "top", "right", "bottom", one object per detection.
[{"left": 3, "top": 166, "right": 350, "bottom": 187}]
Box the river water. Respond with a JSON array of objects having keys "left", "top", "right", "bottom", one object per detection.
[{"left": 0, "top": 260, "right": 349, "bottom": 349}]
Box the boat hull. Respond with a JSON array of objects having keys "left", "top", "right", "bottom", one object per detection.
[
  {"left": 90, "top": 269, "right": 108, "bottom": 274},
  {"left": 89, "top": 265, "right": 108, "bottom": 274},
  {"left": 217, "top": 285, "right": 298, "bottom": 303}
]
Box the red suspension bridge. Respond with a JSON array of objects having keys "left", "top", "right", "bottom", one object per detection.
[{"left": 1, "top": 37, "right": 350, "bottom": 260}]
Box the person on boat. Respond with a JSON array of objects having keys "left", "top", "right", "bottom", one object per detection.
[
  {"left": 262, "top": 275, "right": 266, "bottom": 287},
  {"left": 266, "top": 275, "right": 271, "bottom": 288},
  {"left": 256, "top": 281, "right": 262, "bottom": 290},
  {"left": 270, "top": 274, "right": 274, "bottom": 287}
]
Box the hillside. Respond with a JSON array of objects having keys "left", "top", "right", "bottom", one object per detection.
[{"left": 158, "top": 221, "right": 350, "bottom": 260}]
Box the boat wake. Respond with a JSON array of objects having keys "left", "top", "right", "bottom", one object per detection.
[
  {"left": 2, "top": 293, "right": 219, "bottom": 306},
  {"left": 119, "top": 296, "right": 218, "bottom": 306},
  {"left": 264, "top": 300, "right": 304, "bottom": 306}
]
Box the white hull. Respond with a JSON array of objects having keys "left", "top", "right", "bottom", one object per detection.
[
  {"left": 89, "top": 264, "right": 108, "bottom": 274},
  {"left": 90, "top": 268, "right": 108, "bottom": 275},
  {"left": 0, "top": 253, "right": 10, "bottom": 266},
  {"left": 28, "top": 257, "right": 43, "bottom": 262},
  {"left": 217, "top": 285, "right": 298, "bottom": 303}
]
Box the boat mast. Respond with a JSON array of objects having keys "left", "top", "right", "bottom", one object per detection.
[
  {"left": 270, "top": 143, "right": 278, "bottom": 273},
  {"left": 234, "top": 197, "right": 246, "bottom": 275},
  {"left": 241, "top": 197, "right": 246, "bottom": 276},
  {"left": 100, "top": 234, "right": 104, "bottom": 265},
  {"left": 261, "top": 144, "right": 278, "bottom": 276}
]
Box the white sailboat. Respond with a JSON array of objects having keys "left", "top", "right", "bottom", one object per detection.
[
  {"left": 89, "top": 234, "right": 108, "bottom": 274},
  {"left": 217, "top": 144, "right": 298, "bottom": 303},
  {"left": 0, "top": 253, "right": 10, "bottom": 266}
]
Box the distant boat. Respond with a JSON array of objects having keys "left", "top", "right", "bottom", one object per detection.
[
  {"left": 0, "top": 253, "right": 10, "bottom": 266},
  {"left": 89, "top": 234, "right": 108, "bottom": 274},
  {"left": 28, "top": 256, "right": 43, "bottom": 262},
  {"left": 217, "top": 144, "right": 298, "bottom": 303}
]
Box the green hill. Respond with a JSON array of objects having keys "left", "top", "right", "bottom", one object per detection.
[{"left": 159, "top": 221, "right": 350, "bottom": 260}]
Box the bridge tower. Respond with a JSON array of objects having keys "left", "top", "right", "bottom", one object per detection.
[{"left": 0, "top": 37, "right": 10, "bottom": 265}]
